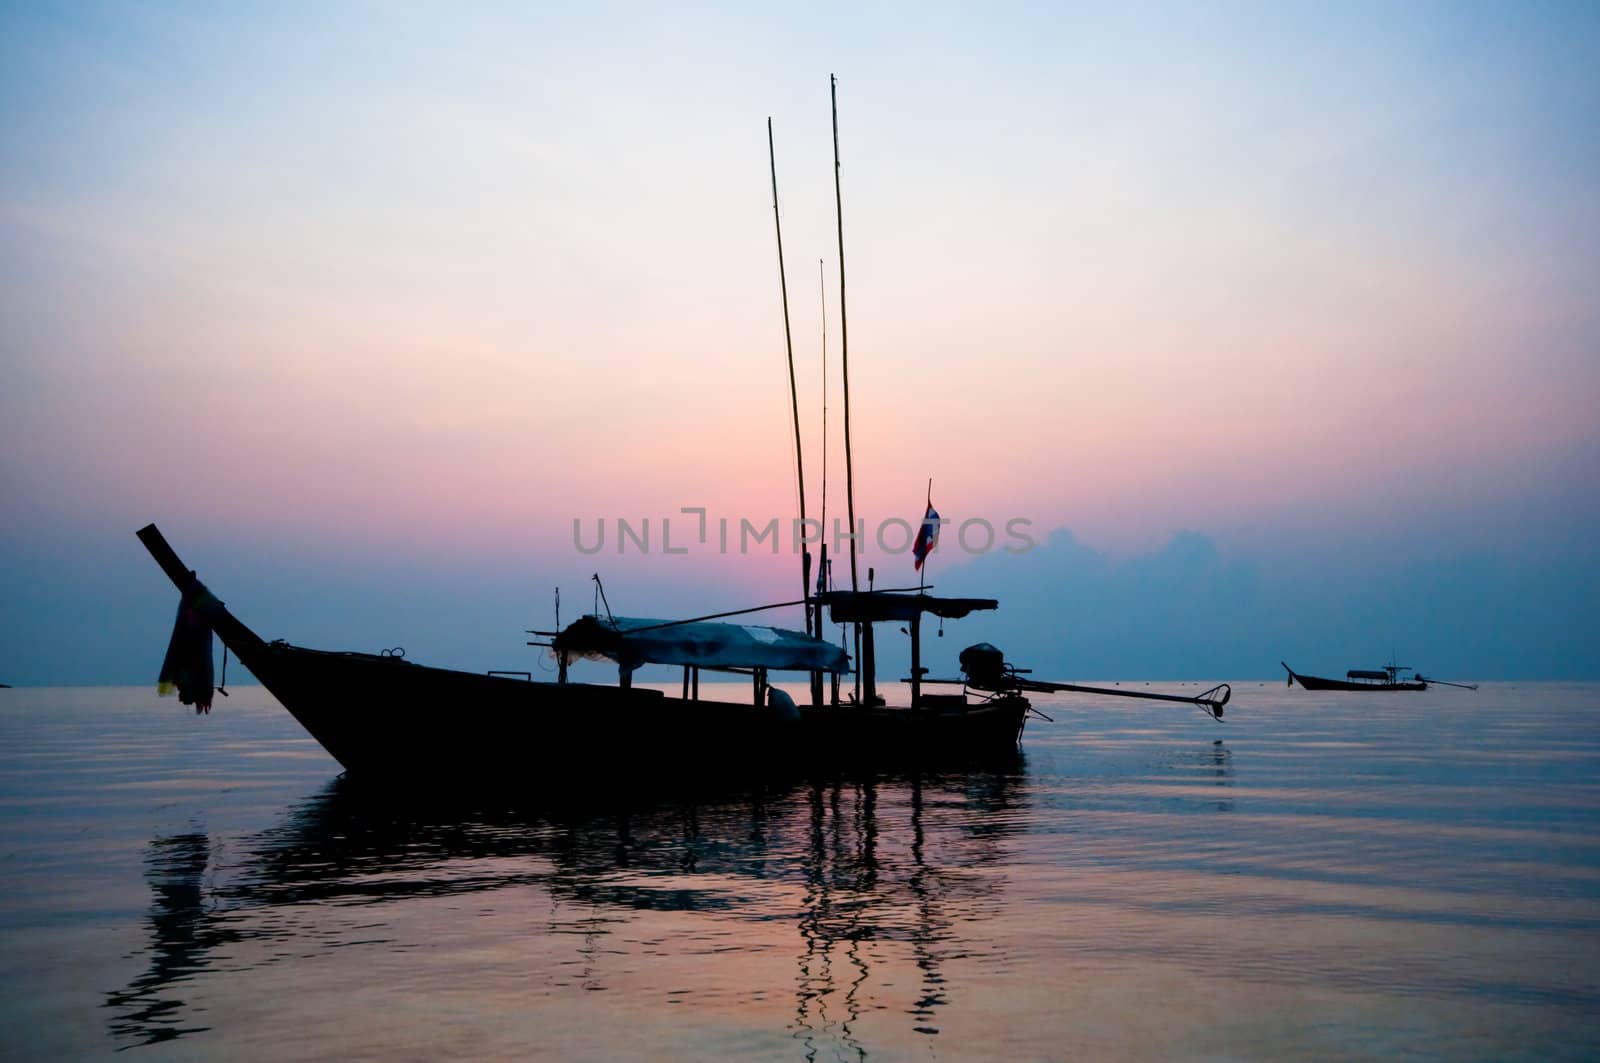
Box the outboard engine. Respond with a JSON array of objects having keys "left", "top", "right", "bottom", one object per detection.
[{"left": 959, "top": 642, "right": 1008, "bottom": 688}]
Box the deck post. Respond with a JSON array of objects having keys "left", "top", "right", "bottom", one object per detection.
[
  {"left": 910, "top": 612, "right": 921, "bottom": 709},
  {"left": 862, "top": 622, "right": 877, "bottom": 706}
]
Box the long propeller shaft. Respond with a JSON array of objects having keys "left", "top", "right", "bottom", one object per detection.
[
  {"left": 1419, "top": 676, "right": 1479, "bottom": 690},
  {"left": 1004, "top": 678, "right": 1229, "bottom": 719}
]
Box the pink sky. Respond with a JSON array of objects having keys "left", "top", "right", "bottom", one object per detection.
[{"left": 2, "top": 4, "right": 1597, "bottom": 681}]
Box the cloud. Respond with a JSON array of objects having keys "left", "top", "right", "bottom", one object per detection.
[
  {"left": 2, "top": 519, "right": 1594, "bottom": 685},
  {"left": 911, "top": 527, "right": 1600, "bottom": 681}
]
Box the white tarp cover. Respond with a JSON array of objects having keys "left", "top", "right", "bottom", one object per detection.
[{"left": 553, "top": 615, "right": 849, "bottom": 674}]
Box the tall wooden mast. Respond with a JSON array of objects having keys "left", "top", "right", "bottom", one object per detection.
[
  {"left": 831, "top": 73, "right": 864, "bottom": 703},
  {"left": 767, "top": 117, "right": 811, "bottom": 637},
  {"left": 830, "top": 76, "right": 858, "bottom": 600}
]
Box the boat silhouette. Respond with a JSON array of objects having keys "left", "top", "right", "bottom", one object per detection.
[
  {"left": 1282, "top": 661, "right": 1477, "bottom": 691},
  {"left": 135, "top": 78, "right": 1228, "bottom": 785}
]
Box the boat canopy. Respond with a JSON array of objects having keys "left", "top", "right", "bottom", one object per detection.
[
  {"left": 815, "top": 590, "right": 998, "bottom": 624},
  {"left": 1346, "top": 669, "right": 1391, "bottom": 680},
  {"left": 553, "top": 615, "right": 849, "bottom": 674}
]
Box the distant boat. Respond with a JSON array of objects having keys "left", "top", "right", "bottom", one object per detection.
[
  {"left": 1281, "top": 661, "right": 1427, "bottom": 691},
  {"left": 1281, "top": 661, "right": 1477, "bottom": 692}
]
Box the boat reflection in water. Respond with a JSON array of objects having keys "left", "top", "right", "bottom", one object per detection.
[{"left": 106, "top": 760, "right": 1027, "bottom": 1055}]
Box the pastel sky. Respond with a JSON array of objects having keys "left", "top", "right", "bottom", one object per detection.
[{"left": 2, "top": 2, "right": 1597, "bottom": 684}]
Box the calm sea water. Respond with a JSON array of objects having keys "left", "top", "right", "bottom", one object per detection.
[{"left": 1, "top": 682, "right": 1597, "bottom": 1060}]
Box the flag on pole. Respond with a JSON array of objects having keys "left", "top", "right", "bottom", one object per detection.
[{"left": 912, "top": 502, "right": 940, "bottom": 570}]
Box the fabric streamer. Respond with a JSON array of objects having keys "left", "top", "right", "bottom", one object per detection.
[{"left": 157, "top": 580, "right": 214, "bottom": 713}]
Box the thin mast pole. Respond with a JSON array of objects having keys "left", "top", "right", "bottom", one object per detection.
[
  {"left": 768, "top": 117, "right": 810, "bottom": 636},
  {"left": 819, "top": 258, "right": 828, "bottom": 545},
  {"left": 831, "top": 76, "right": 858, "bottom": 599},
  {"left": 831, "top": 73, "right": 862, "bottom": 705},
  {"left": 819, "top": 258, "right": 834, "bottom": 707}
]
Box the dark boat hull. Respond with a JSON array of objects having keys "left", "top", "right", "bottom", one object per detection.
[
  {"left": 243, "top": 640, "right": 1030, "bottom": 782},
  {"left": 1281, "top": 662, "right": 1427, "bottom": 692}
]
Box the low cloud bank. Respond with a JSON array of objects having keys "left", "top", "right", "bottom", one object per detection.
[{"left": 913, "top": 527, "right": 1599, "bottom": 681}]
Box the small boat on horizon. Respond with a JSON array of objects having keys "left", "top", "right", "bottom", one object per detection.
[{"left": 1281, "top": 661, "right": 1477, "bottom": 692}]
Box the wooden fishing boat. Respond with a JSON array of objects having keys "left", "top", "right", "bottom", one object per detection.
[
  {"left": 1281, "top": 661, "right": 1477, "bottom": 692},
  {"left": 139, "top": 524, "right": 1229, "bottom": 783},
  {"left": 137, "top": 78, "right": 1232, "bottom": 786},
  {"left": 1281, "top": 661, "right": 1427, "bottom": 691},
  {"left": 140, "top": 525, "right": 1011, "bottom": 781}
]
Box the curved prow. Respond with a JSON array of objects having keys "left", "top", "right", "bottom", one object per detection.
[
  {"left": 1281, "top": 661, "right": 1298, "bottom": 689},
  {"left": 136, "top": 524, "right": 269, "bottom": 660}
]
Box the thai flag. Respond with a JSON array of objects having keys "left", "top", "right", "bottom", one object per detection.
[{"left": 912, "top": 502, "right": 940, "bottom": 570}]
